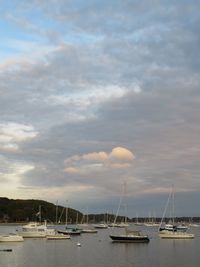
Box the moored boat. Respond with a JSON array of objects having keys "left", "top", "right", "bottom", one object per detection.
[
  {"left": 110, "top": 229, "right": 149, "bottom": 243},
  {"left": 19, "top": 221, "right": 55, "bottom": 238},
  {"left": 94, "top": 223, "right": 108, "bottom": 229},
  {"left": 115, "top": 222, "right": 129, "bottom": 228},
  {"left": 159, "top": 231, "right": 194, "bottom": 239},
  {"left": 176, "top": 224, "right": 188, "bottom": 231},
  {"left": 0, "top": 234, "right": 24, "bottom": 242},
  {"left": 81, "top": 227, "right": 98, "bottom": 233},
  {"left": 57, "top": 228, "right": 82, "bottom": 235},
  {"left": 46, "top": 233, "right": 70, "bottom": 240},
  {"left": 159, "top": 186, "right": 194, "bottom": 239}
]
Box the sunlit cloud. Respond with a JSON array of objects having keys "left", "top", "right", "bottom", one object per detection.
[
  {"left": 0, "top": 158, "right": 34, "bottom": 184},
  {"left": 64, "top": 147, "right": 135, "bottom": 174},
  {"left": 64, "top": 167, "right": 79, "bottom": 174},
  {"left": 110, "top": 147, "right": 135, "bottom": 161},
  {"left": 82, "top": 152, "right": 108, "bottom": 161}
]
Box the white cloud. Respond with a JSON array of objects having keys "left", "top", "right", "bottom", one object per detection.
[
  {"left": 64, "top": 167, "right": 79, "bottom": 174},
  {"left": 0, "top": 157, "right": 34, "bottom": 184},
  {"left": 64, "top": 147, "right": 135, "bottom": 174},
  {"left": 82, "top": 152, "right": 108, "bottom": 161},
  {"left": 109, "top": 163, "right": 131, "bottom": 168},
  {"left": 110, "top": 147, "right": 135, "bottom": 161},
  {"left": 133, "top": 85, "right": 142, "bottom": 94},
  {"left": 0, "top": 122, "right": 38, "bottom": 151}
]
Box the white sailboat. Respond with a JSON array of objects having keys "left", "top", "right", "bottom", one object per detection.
[
  {"left": 112, "top": 181, "right": 129, "bottom": 228},
  {"left": 159, "top": 185, "right": 194, "bottom": 239}
]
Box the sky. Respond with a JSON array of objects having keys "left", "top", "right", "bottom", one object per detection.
[{"left": 0, "top": 0, "right": 200, "bottom": 218}]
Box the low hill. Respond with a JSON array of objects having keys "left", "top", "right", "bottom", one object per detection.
[{"left": 0, "top": 197, "right": 82, "bottom": 223}]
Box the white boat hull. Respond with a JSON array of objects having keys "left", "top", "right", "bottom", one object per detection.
[
  {"left": 159, "top": 231, "right": 194, "bottom": 239},
  {"left": 20, "top": 232, "right": 46, "bottom": 238},
  {"left": 0, "top": 235, "right": 24, "bottom": 242}
]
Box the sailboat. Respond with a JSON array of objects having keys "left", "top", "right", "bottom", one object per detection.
[
  {"left": 57, "top": 204, "right": 81, "bottom": 235},
  {"left": 159, "top": 186, "right": 194, "bottom": 239},
  {"left": 94, "top": 213, "right": 108, "bottom": 229},
  {"left": 110, "top": 228, "right": 149, "bottom": 243},
  {"left": 112, "top": 181, "right": 129, "bottom": 228},
  {"left": 110, "top": 182, "right": 149, "bottom": 243}
]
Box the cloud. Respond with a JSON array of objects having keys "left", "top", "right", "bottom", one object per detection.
[
  {"left": 64, "top": 147, "right": 135, "bottom": 174},
  {"left": 64, "top": 167, "right": 79, "bottom": 174},
  {"left": 0, "top": 155, "right": 34, "bottom": 185},
  {"left": 110, "top": 147, "right": 135, "bottom": 161},
  {"left": 82, "top": 152, "right": 108, "bottom": 161},
  {"left": 0, "top": 122, "right": 38, "bottom": 151},
  {"left": 109, "top": 163, "right": 131, "bottom": 169}
]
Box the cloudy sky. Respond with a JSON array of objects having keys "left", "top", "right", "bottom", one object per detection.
[{"left": 0, "top": 0, "right": 200, "bottom": 217}]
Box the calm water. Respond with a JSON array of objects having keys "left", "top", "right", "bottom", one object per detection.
[{"left": 0, "top": 225, "right": 200, "bottom": 267}]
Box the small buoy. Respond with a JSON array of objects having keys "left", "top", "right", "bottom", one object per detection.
[{"left": 77, "top": 242, "right": 81, "bottom": 247}]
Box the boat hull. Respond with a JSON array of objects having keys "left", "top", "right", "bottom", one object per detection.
[
  {"left": 81, "top": 229, "right": 98, "bottom": 233},
  {"left": 159, "top": 232, "right": 194, "bottom": 239},
  {"left": 110, "top": 235, "right": 149, "bottom": 243},
  {"left": 20, "top": 232, "right": 46, "bottom": 238},
  {"left": 46, "top": 234, "right": 70, "bottom": 240},
  {"left": 0, "top": 235, "right": 24, "bottom": 242},
  {"left": 57, "top": 230, "right": 81, "bottom": 235}
]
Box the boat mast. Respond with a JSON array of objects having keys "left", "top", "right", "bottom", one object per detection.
[
  {"left": 172, "top": 184, "right": 175, "bottom": 227},
  {"left": 55, "top": 200, "right": 58, "bottom": 224},
  {"left": 124, "top": 181, "right": 128, "bottom": 224},
  {"left": 158, "top": 187, "right": 172, "bottom": 231},
  {"left": 39, "top": 205, "right": 42, "bottom": 223},
  {"left": 66, "top": 200, "right": 68, "bottom": 226}
]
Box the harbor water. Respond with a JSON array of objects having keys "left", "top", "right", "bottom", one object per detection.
[{"left": 0, "top": 224, "right": 200, "bottom": 267}]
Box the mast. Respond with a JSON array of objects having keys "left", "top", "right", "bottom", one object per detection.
[
  {"left": 55, "top": 200, "right": 58, "bottom": 224},
  {"left": 124, "top": 181, "right": 127, "bottom": 224},
  {"left": 158, "top": 188, "right": 172, "bottom": 231},
  {"left": 66, "top": 200, "right": 68, "bottom": 226},
  {"left": 76, "top": 212, "right": 78, "bottom": 226},
  {"left": 113, "top": 181, "right": 127, "bottom": 225},
  {"left": 39, "top": 205, "right": 42, "bottom": 223},
  {"left": 172, "top": 184, "right": 175, "bottom": 226}
]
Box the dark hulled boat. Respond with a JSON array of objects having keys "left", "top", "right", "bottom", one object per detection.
[
  {"left": 57, "top": 228, "right": 81, "bottom": 235},
  {"left": 110, "top": 230, "right": 149, "bottom": 243}
]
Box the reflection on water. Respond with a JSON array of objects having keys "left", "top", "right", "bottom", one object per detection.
[{"left": 0, "top": 225, "right": 199, "bottom": 267}]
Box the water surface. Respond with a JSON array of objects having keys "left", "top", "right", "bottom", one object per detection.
[{"left": 0, "top": 225, "right": 199, "bottom": 267}]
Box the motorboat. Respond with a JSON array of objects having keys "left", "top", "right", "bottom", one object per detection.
[
  {"left": 0, "top": 233, "right": 24, "bottom": 242},
  {"left": 19, "top": 221, "right": 55, "bottom": 238},
  {"left": 110, "top": 229, "right": 149, "bottom": 243}
]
